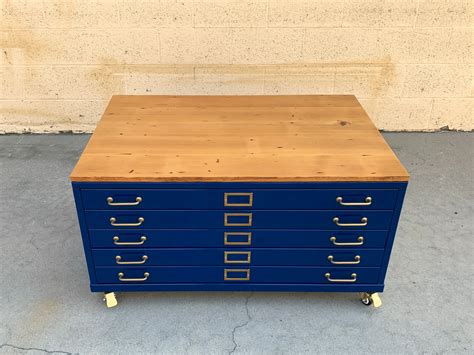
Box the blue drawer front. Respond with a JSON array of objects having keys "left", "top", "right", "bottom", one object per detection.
[
  {"left": 94, "top": 266, "right": 380, "bottom": 284},
  {"left": 85, "top": 210, "right": 393, "bottom": 229},
  {"left": 82, "top": 189, "right": 398, "bottom": 210},
  {"left": 92, "top": 248, "right": 384, "bottom": 267},
  {"left": 88, "top": 229, "right": 389, "bottom": 248}
]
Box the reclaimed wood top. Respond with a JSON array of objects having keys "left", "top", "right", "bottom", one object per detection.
[{"left": 70, "top": 95, "right": 409, "bottom": 182}]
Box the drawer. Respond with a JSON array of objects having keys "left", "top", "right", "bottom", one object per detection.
[
  {"left": 94, "top": 266, "right": 380, "bottom": 284},
  {"left": 92, "top": 248, "right": 385, "bottom": 267},
  {"left": 81, "top": 189, "right": 398, "bottom": 210},
  {"left": 85, "top": 210, "right": 393, "bottom": 229},
  {"left": 88, "top": 229, "right": 389, "bottom": 248}
]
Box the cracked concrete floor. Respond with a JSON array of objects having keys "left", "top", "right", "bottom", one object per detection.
[{"left": 0, "top": 133, "right": 473, "bottom": 354}]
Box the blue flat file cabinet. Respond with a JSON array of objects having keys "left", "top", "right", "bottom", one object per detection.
[{"left": 71, "top": 95, "right": 409, "bottom": 308}]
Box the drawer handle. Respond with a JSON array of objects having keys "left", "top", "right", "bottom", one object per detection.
[
  {"left": 224, "top": 232, "right": 252, "bottom": 246},
  {"left": 224, "top": 192, "right": 253, "bottom": 207},
  {"left": 115, "top": 255, "right": 148, "bottom": 265},
  {"left": 224, "top": 213, "right": 252, "bottom": 227},
  {"left": 110, "top": 217, "right": 144, "bottom": 227},
  {"left": 336, "top": 196, "right": 372, "bottom": 206},
  {"left": 224, "top": 269, "right": 250, "bottom": 281},
  {"left": 325, "top": 272, "right": 357, "bottom": 283},
  {"left": 224, "top": 251, "right": 251, "bottom": 264},
  {"left": 113, "top": 236, "right": 147, "bottom": 246},
  {"left": 118, "top": 272, "right": 150, "bottom": 282},
  {"left": 333, "top": 217, "right": 368, "bottom": 227},
  {"left": 328, "top": 255, "right": 361, "bottom": 265},
  {"left": 330, "top": 236, "right": 364, "bottom": 246},
  {"left": 107, "top": 196, "right": 142, "bottom": 206}
]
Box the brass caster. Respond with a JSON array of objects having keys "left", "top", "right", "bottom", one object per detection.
[
  {"left": 103, "top": 292, "right": 118, "bottom": 308},
  {"left": 360, "top": 292, "right": 382, "bottom": 308}
]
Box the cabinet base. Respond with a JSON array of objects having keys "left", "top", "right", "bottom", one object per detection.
[
  {"left": 96, "top": 285, "right": 385, "bottom": 308},
  {"left": 91, "top": 283, "right": 384, "bottom": 293}
]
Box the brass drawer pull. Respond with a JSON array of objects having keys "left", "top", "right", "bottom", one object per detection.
[
  {"left": 325, "top": 272, "right": 357, "bottom": 283},
  {"left": 333, "top": 217, "right": 367, "bottom": 227},
  {"left": 224, "top": 192, "right": 253, "bottom": 207},
  {"left": 224, "top": 251, "right": 251, "bottom": 264},
  {"left": 224, "top": 213, "right": 252, "bottom": 227},
  {"left": 115, "top": 255, "right": 148, "bottom": 265},
  {"left": 224, "top": 269, "right": 250, "bottom": 281},
  {"left": 336, "top": 196, "right": 372, "bottom": 206},
  {"left": 330, "top": 236, "right": 364, "bottom": 246},
  {"left": 107, "top": 196, "right": 142, "bottom": 206},
  {"left": 328, "top": 255, "right": 361, "bottom": 265},
  {"left": 113, "top": 235, "right": 147, "bottom": 246},
  {"left": 118, "top": 272, "right": 150, "bottom": 282},
  {"left": 224, "top": 232, "right": 252, "bottom": 246},
  {"left": 110, "top": 217, "right": 144, "bottom": 227}
]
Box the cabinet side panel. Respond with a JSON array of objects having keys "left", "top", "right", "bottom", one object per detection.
[
  {"left": 72, "top": 183, "right": 97, "bottom": 285},
  {"left": 377, "top": 184, "right": 408, "bottom": 283}
]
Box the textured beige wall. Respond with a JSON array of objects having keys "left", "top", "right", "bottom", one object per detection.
[{"left": 1, "top": 0, "right": 472, "bottom": 133}]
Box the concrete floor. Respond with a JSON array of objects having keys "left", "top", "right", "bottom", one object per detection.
[{"left": 0, "top": 133, "right": 472, "bottom": 354}]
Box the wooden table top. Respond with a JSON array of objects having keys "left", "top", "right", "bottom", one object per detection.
[{"left": 70, "top": 95, "right": 409, "bottom": 182}]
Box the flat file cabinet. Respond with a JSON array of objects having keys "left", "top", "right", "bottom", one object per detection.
[{"left": 71, "top": 95, "right": 409, "bottom": 308}]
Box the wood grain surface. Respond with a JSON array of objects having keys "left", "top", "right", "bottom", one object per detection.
[{"left": 70, "top": 95, "right": 409, "bottom": 182}]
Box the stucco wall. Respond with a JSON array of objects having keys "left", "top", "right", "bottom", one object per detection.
[{"left": 1, "top": 0, "right": 472, "bottom": 133}]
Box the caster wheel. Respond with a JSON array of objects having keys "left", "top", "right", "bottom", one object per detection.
[
  {"left": 360, "top": 292, "right": 382, "bottom": 308},
  {"left": 371, "top": 293, "right": 382, "bottom": 308},
  {"left": 103, "top": 292, "right": 118, "bottom": 308},
  {"left": 361, "top": 296, "right": 372, "bottom": 306}
]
